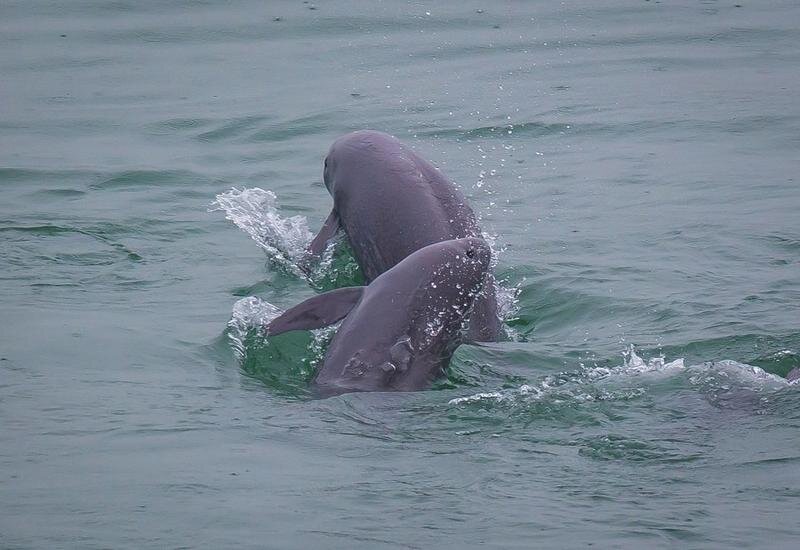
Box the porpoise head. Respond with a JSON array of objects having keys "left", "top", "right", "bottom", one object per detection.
[
  {"left": 314, "top": 236, "right": 493, "bottom": 395},
  {"left": 322, "top": 130, "right": 398, "bottom": 195}
]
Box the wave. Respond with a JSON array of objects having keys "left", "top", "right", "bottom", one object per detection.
[{"left": 449, "top": 345, "right": 795, "bottom": 409}]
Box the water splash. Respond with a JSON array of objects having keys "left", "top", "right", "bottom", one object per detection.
[
  {"left": 227, "top": 295, "right": 337, "bottom": 372},
  {"left": 446, "top": 345, "right": 664, "bottom": 404},
  {"left": 687, "top": 359, "right": 789, "bottom": 393},
  {"left": 495, "top": 278, "right": 522, "bottom": 339},
  {"left": 211, "top": 187, "right": 313, "bottom": 279},
  {"left": 589, "top": 345, "right": 686, "bottom": 380},
  {"left": 449, "top": 345, "right": 792, "bottom": 407},
  {"left": 211, "top": 187, "right": 363, "bottom": 288},
  {"left": 480, "top": 229, "right": 521, "bottom": 332},
  {"left": 306, "top": 233, "right": 364, "bottom": 290},
  {"left": 227, "top": 296, "right": 282, "bottom": 360},
  {"left": 307, "top": 324, "right": 339, "bottom": 369}
]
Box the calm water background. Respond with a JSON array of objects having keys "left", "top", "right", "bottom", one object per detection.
[{"left": 2, "top": 1, "right": 799, "bottom": 548}]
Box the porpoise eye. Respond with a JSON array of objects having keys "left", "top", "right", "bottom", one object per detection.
[
  {"left": 466, "top": 248, "right": 475, "bottom": 259},
  {"left": 324, "top": 158, "right": 328, "bottom": 168}
]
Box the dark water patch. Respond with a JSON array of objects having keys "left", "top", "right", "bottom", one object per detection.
[
  {"left": 538, "top": 50, "right": 799, "bottom": 77},
  {"left": 751, "top": 350, "right": 800, "bottom": 379},
  {"left": 230, "top": 279, "right": 276, "bottom": 298},
  {"left": 535, "top": 103, "right": 607, "bottom": 118},
  {"left": 163, "top": 482, "right": 222, "bottom": 496},
  {"left": 0, "top": 167, "right": 99, "bottom": 186},
  {"left": 0, "top": 224, "right": 143, "bottom": 263},
  {"left": 735, "top": 455, "right": 800, "bottom": 469},
  {"left": 89, "top": 169, "right": 211, "bottom": 190},
  {"left": 5, "top": 55, "right": 121, "bottom": 73},
  {"left": 27, "top": 188, "right": 87, "bottom": 199},
  {"left": 718, "top": 114, "right": 800, "bottom": 137},
  {"left": 761, "top": 232, "right": 800, "bottom": 252},
  {"left": 309, "top": 240, "right": 365, "bottom": 291},
  {"left": 438, "top": 346, "right": 530, "bottom": 391},
  {"left": 72, "top": 12, "right": 485, "bottom": 47},
  {"left": 194, "top": 114, "right": 274, "bottom": 143},
  {"left": 247, "top": 113, "right": 339, "bottom": 144},
  {"left": 509, "top": 278, "right": 650, "bottom": 339},
  {"left": 82, "top": 219, "right": 183, "bottom": 241},
  {"left": 419, "top": 121, "right": 579, "bottom": 140},
  {"left": 591, "top": 54, "right": 767, "bottom": 72},
  {"left": 577, "top": 434, "right": 701, "bottom": 464},
  {"left": 145, "top": 116, "right": 215, "bottom": 135},
  {"left": 419, "top": 115, "right": 780, "bottom": 143},
  {"left": 556, "top": 25, "right": 799, "bottom": 52},
  {"left": 4, "top": 0, "right": 142, "bottom": 17},
  {"left": 235, "top": 327, "right": 319, "bottom": 399},
  {"left": 90, "top": 26, "right": 260, "bottom": 46},
  {"left": 404, "top": 25, "right": 800, "bottom": 67}
]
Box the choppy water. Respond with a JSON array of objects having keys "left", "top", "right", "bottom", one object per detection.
[{"left": 2, "top": 1, "right": 799, "bottom": 548}]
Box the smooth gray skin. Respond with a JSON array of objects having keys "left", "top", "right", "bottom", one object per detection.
[
  {"left": 267, "top": 238, "right": 492, "bottom": 396},
  {"left": 308, "top": 130, "right": 502, "bottom": 342}
]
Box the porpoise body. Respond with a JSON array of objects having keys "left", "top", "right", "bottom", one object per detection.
[{"left": 269, "top": 237, "right": 492, "bottom": 396}]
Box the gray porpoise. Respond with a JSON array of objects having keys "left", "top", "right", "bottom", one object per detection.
[
  {"left": 268, "top": 237, "right": 491, "bottom": 396},
  {"left": 308, "top": 130, "right": 502, "bottom": 342}
]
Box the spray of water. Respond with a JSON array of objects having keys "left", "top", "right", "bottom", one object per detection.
[
  {"left": 227, "top": 296, "right": 282, "bottom": 360},
  {"left": 211, "top": 187, "right": 313, "bottom": 279}
]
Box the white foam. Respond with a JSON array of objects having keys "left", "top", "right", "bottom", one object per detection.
[{"left": 586, "top": 345, "right": 686, "bottom": 381}]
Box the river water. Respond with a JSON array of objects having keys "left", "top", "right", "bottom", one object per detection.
[{"left": 2, "top": 1, "right": 799, "bottom": 548}]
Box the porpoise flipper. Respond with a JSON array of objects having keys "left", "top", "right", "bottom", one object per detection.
[
  {"left": 264, "top": 286, "right": 364, "bottom": 336},
  {"left": 308, "top": 209, "right": 340, "bottom": 256}
]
